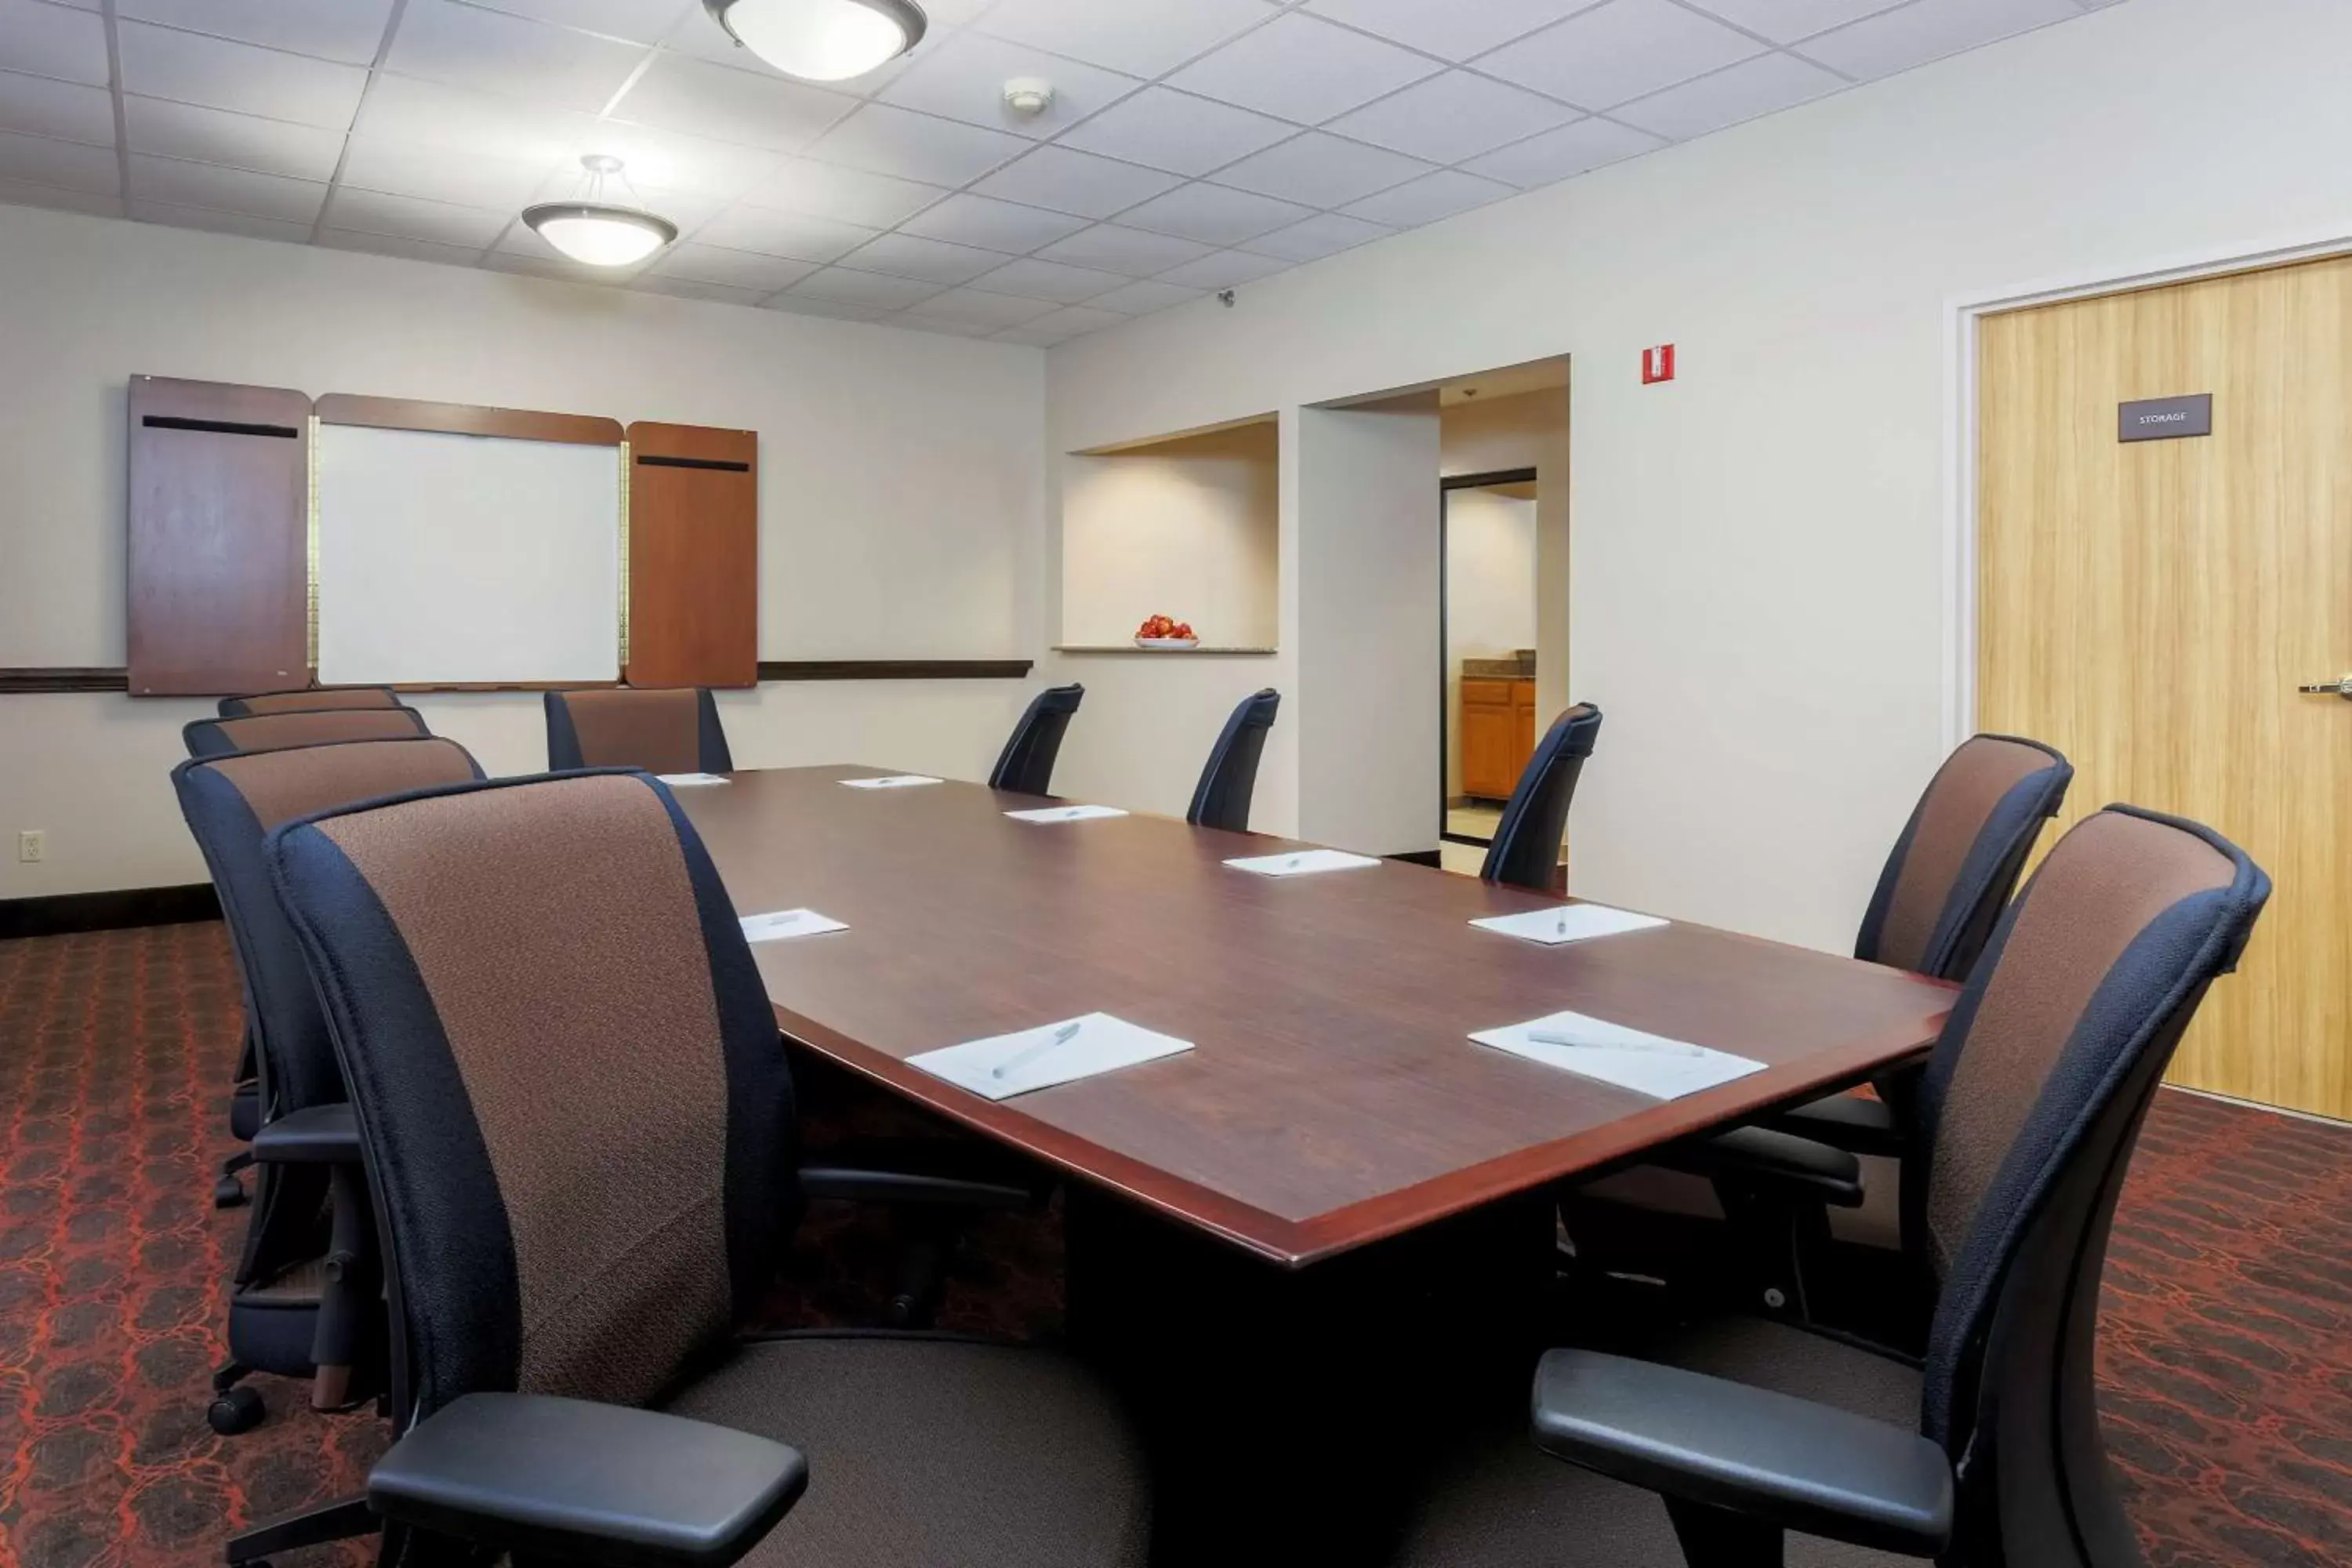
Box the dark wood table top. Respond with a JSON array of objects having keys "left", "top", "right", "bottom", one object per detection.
[{"left": 677, "top": 767, "right": 1955, "bottom": 1269}]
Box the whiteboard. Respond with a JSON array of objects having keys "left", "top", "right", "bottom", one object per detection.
[{"left": 315, "top": 424, "right": 621, "bottom": 685}]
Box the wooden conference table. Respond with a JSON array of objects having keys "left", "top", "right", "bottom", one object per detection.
[{"left": 675, "top": 765, "right": 1955, "bottom": 1269}]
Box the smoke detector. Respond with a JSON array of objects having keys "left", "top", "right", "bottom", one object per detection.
[{"left": 1003, "top": 77, "right": 1054, "bottom": 117}]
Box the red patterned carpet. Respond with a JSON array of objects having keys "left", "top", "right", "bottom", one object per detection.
[{"left": 1, "top": 921, "right": 2347, "bottom": 1567}]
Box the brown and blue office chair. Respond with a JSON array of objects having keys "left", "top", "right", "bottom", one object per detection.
[
  {"left": 220, "top": 687, "right": 403, "bottom": 717},
  {"left": 545, "top": 686, "right": 733, "bottom": 774},
  {"left": 172, "top": 735, "right": 485, "bottom": 1442},
  {"left": 185, "top": 706, "right": 430, "bottom": 759},
  {"left": 249, "top": 771, "right": 1150, "bottom": 1568},
  {"left": 1392, "top": 804, "right": 2267, "bottom": 1568},
  {"left": 1481, "top": 702, "right": 1604, "bottom": 892},
  {"left": 989, "top": 683, "right": 1084, "bottom": 796},
  {"left": 1187, "top": 688, "right": 1279, "bottom": 833}
]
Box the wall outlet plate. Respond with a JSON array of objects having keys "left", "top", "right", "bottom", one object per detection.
[{"left": 17, "top": 829, "right": 45, "bottom": 863}]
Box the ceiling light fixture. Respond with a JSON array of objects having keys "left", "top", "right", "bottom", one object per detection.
[
  {"left": 520, "top": 155, "right": 677, "bottom": 267},
  {"left": 704, "top": 0, "right": 927, "bottom": 82}
]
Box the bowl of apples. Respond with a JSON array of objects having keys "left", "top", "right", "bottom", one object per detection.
[{"left": 1134, "top": 614, "right": 1198, "bottom": 650}]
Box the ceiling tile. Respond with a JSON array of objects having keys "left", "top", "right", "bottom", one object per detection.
[
  {"left": 900, "top": 191, "right": 1089, "bottom": 252},
  {"left": 1339, "top": 166, "right": 1512, "bottom": 226},
  {"left": 116, "top": 0, "right": 396, "bottom": 66},
  {"left": 888, "top": 312, "right": 999, "bottom": 338},
  {"left": 878, "top": 31, "right": 1142, "bottom": 140},
  {"left": 481, "top": 247, "right": 643, "bottom": 284},
  {"left": 1210, "top": 132, "right": 1430, "bottom": 209},
  {"left": 746, "top": 157, "right": 946, "bottom": 227},
  {"left": 1324, "top": 71, "right": 1576, "bottom": 165},
  {"left": 1304, "top": 0, "right": 1607, "bottom": 60},
  {"left": 992, "top": 321, "right": 1083, "bottom": 347},
  {"left": 633, "top": 274, "right": 770, "bottom": 305},
  {"left": 470, "top": 0, "right": 696, "bottom": 46},
  {"left": 1474, "top": 0, "right": 1763, "bottom": 110},
  {"left": 0, "top": 71, "right": 114, "bottom": 146},
  {"left": 970, "top": 143, "right": 1182, "bottom": 218},
  {"left": 117, "top": 21, "right": 369, "bottom": 129},
  {"left": 1461, "top": 114, "right": 1661, "bottom": 185},
  {"left": 1033, "top": 223, "right": 1212, "bottom": 276},
  {"left": 1797, "top": 0, "right": 2082, "bottom": 81},
  {"left": 129, "top": 200, "right": 316, "bottom": 243},
  {"left": 124, "top": 97, "right": 347, "bottom": 180},
  {"left": 568, "top": 120, "right": 781, "bottom": 198},
  {"left": 1116, "top": 182, "right": 1311, "bottom": 246},
  {"left": 317, "top": 226, "right": 488, "bottom": 264},
  {"left": 693, "top": 201, "right": 877, "bottom": 260},
  {"left": 129, "top": 154, "right": 328, "bottom": 222},
  {"left": 1614, "top": 50, "right": 1843, "bottom": 140},
  {"left": 325, "top": 184, "right": 512, "bottom": 246},
  {"left": 785, "top": 266, "right": 945, "bottom": 308},
  {"left": 648, "top": 240, "right": 817, "bottom": 290},
  {"left": 0, "top": 0, "right": 110, "bottom": 85},
  {"left": 0, "top": 170, "right": 121, "bottom": 214},
  {"left": 354, "top": 74, "right": 596, "bottom": 163},
  {"left": 837, "top": 229, "right": 1007, "bottom": 284},
  {"left": 1237, "top": 209, "right": 1388, "bottom": 260},
  {"left": 385, "top": 0, "right": 651, "bottom": 114},
  {"left": 339, "top": 136, "right": 551, "bottom": 209},
  {"left": 802, "top": 103, "right": 1029, "bottom": 185},
  {"left": 974, "top": 0, "right": 1273, "bottom": 78},
  {"left": 611, "top": 52, "right": 856, "bottom": 151},
  {"left": 1681, "top": 0, "right": 1910, "bottom": 45},
  {"left": 1152, "top": 247, "right": 1290, "bottom": 289},
  {"left": 965, "top": 255, "right": 1127, "bottom": 302},
  {"left": 1167, "top": 11, "right": 1439, "bottom": 125},
  {"left": 0, "top": 129, "right": 119, "bottom": 191},
  {"left": 1056, "top": 87, "right": 1294, "bottom": 178},
  {"left": 764, "top": 292, "right": 893, "bottom": 321},
  {"left": 1086, "top": 277, "right": 1204, "bottom": 315},
  {"left": 907, "top": 286, "right": 1061, "bottom": 327},
  {"left": 1007, "top": 302, "right": 1127, "bottom": 337}
]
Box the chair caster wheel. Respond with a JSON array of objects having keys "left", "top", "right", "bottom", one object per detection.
[
  {"left": 208, "top": 1386, "right": 266, "bottom": 1435},
  {"left": 214, "top": 1177, "right": 248, "bottom": 1209}
]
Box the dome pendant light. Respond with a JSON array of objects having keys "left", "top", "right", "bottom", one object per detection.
[
  {"left": 704, "top": 0, "right": 927, "bottom": 82},
  {"left": 521, "top": 154, "right": 677, "bottom": 267}
]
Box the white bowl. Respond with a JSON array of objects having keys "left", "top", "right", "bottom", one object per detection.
[{"left": 1134, "top": 636, "right": 1199, "bottom": 650}]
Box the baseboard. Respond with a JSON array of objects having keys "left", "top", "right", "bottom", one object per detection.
[
  {"left": 1386, "top": 849, "right": 1444, "bottom": 868},
  {"left": 0, "top": 883, "right": 220, "bottom": 940}
]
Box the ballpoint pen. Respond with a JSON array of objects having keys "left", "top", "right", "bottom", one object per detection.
[
  {"left": 1528, "top": 1029, "right": 1704, "bottom": 1059},
  {"left": 994, "top": 1020, "right": 1083, "bottom": 1080}
]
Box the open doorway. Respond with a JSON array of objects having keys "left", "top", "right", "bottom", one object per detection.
[{"left": 1441, "top": 468, "right": 1540, "bottom": 873}]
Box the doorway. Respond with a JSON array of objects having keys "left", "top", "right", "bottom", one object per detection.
[{"left": 1439, "top": 468, "right": 1540, "bottom": 876}]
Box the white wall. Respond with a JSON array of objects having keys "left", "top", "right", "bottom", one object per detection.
[
  {"left": 1047, "top": 0, "right": 2352, "bottom": 952},
  {"left": 1060, "top": 422, "right": 1277, "bottom": 649},
  {"left": 1445, "top": 489, "right": 1539, "bottom": 799},
  {"left": 0, "top": 204, "right": 1047, "bottom": 899}
]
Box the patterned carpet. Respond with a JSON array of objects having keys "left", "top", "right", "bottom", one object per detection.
[{"left": 1, "top": 921, "right": 2347, "bottom": 1566}]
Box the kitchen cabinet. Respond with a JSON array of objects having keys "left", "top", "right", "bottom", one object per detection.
[{"left": 1461, "top": 677, "right": 1537, "bottom": 800}]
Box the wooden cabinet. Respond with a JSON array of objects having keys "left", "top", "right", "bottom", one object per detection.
[{"left": 1461, "top": 677, "right": 1537, "bottom": 800}]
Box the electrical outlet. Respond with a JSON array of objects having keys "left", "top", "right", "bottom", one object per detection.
[{"left": 17, "top": 830, "right": 45, "bottom": 864}]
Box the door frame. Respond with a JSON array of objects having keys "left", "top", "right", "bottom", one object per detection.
[
  {"left": 1439, "top": 467, "right": 1541, "bottom": 848},
  {"left": 1942, "top": 227, "right": 2352, "bottom": 750}
]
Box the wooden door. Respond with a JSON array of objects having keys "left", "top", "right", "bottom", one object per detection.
[{"left": 1977, "top": 253, "right": 2352, "bottom": 1119}]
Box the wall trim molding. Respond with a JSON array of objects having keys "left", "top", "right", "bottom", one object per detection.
[
  {"left": 0, "top": 667, "right": 131, "bottom": 693},
  {"left": 2, "top": 661, "right": 1036, "bottom": 694},
  {"left": 1, "top": 883, "right": 220, "bottom": 940}
]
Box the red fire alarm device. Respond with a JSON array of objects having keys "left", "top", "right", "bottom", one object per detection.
[{"left": 1642, "top": 343, "right": 1676, "bottom": 384}]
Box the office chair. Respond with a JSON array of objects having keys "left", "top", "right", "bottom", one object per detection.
[
  {"left": 989, "top": 683, "right": 1084, "bottom": 795},
  {"left": 1480, "top": 702, "right": 1604, "bottom": 891},
  {"left": 220, "top": 686, "right": 403, "bottom": 717},
  {"left": 172, "top": 735, "right": 486, "bottom": 1439},
  {"left": 545, "top": 685, "right": 733, "bottom": 774},
  {"left": 1187, "top": 688, "right": 1280, "bottom": 833},
  {"left": 244, "top": 770, "right": 1149, "bottom": 1568},
  {"left": 1392, "top": 804, "right": 2268, "bottom": 1568},
  {"left": 184, "top": 706, "right": 430, "bottom": 759}
]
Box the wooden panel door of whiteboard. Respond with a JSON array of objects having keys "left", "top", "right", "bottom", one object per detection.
[
  {"left": 1977, "top": 253, "right": 2352, "bottom": 1120},
  {"left": 626, "top": 423, "right": 757, "bottom": 688}
]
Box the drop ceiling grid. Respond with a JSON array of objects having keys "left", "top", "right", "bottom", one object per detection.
[{"left": 0, "top": 0, "right": 2120, "bottom": 345}]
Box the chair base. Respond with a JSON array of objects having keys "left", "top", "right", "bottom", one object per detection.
[{"left": 224, "top": 1494, "right": 376, "bottom": 1566}]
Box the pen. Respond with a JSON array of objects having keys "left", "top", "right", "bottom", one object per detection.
[
  {"left": 994, "top": 1020, "right": 1083, "bottom": 1080},
  {"left": 1556, "top": 915, "right": 1569, "bottom": 936},
  {"left": 1287, "top": 856, "right": 1304, "bottom": 870},
  {"left": 1528, "top": 1029, "right": 1705, "bottom": 1059}
]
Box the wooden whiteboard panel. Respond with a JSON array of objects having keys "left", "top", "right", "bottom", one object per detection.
[{"left": 315, "top": 423, "right": 621, "bottom": 686}]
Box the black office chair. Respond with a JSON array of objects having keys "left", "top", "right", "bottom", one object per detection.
[
  {"left": 1480, "top": 702, "right": 1604, "bottom": 892},
  {"left": 989, "top": 683, "right": 1084, "bottom": 795},
  {"left": 1187, "top": 688, "right": 1279, "bottom": 833},
  {"left": 172, "top": 735, "right": 486, "bottom": 1441},
  {"left": 546, "top": 686, "right": 733, "bottom": 773},
  {"left": 1392, "top": 804, "right": 2268, "bottom": 1568},
  {"left": 247, "top": 770, "right": 1150, "bottom": 1568},
  {"left": 220, "top": 687, "right": 403, "bottom": 718},
  {"left": 184, "top": 706, "right": 430, "bottom": 759}
]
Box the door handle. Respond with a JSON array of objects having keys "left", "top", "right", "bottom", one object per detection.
[{"left": 2297, "top": 674, "right": 2352, "bottom": 699}]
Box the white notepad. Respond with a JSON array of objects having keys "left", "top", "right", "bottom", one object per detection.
[
  {"left": 739, "top": 909, "right": 848, "bottom": 943},
  {"left": 908, "top": 1012, "right": 1192, "bottom": 1101},
  {"left": 1470, "top": 903, "right": 1668, "bottom": 946},
  {"left": 840, "top": 775, "right": 942, "bottom": 789},
  {"left": 1471, "top": 1010, "right": 1764, "bottom": 1100},
  {"left": 1005, "top": 804, "right": 1129, "bottom": 822},
  {"left": 1225, "top": 848, "right": 1383, "bottom": 877},
  {"left": 657, "top": 772, "right": 730, "bottom": 786}
]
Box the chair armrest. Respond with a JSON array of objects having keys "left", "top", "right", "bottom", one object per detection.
[
  {"left": 798, "top": 1138, "right": 1048, "bottom": 1210},
  {"left": 252, "top": 1102, "right": 362, "bottom": 1164},
  {"left": 1531, "top": 1349, "right": 1952, "bottom": 1558},
  {"left": 1759, "top": 1094, "right": 1907, "bottom": 1159},
  {"left": 369, "top": 1392, "right": 806, "bottom": 1568},
  {"left": 1659, "top": 1125, "right": 1865, "bottom": 1207}
]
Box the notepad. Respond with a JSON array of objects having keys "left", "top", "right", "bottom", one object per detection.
[
  {"left": 840, "top": 775, "right": 942, "bottom": 789},
  {"left": 908, "top": 1012, "right": 1192, "bottom": 1101},
  {"left": 657, "top": 772, "right": 730, "bottom": 786},
  {"left": 1225, "top": 848, "right": 1383, "bottom": 877},
  {"left": 739, "top": 908, "right": 848, "bottom": 943},
  {"left": 1005, "top": 804, "right": 1128, "bottom": 822},
  {"left": 1471, "top": 1010, "right": 1764, "bottom": 1100},
  {"left": 1470, "top": 903, "right": 1668, "bottom": 946}
]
